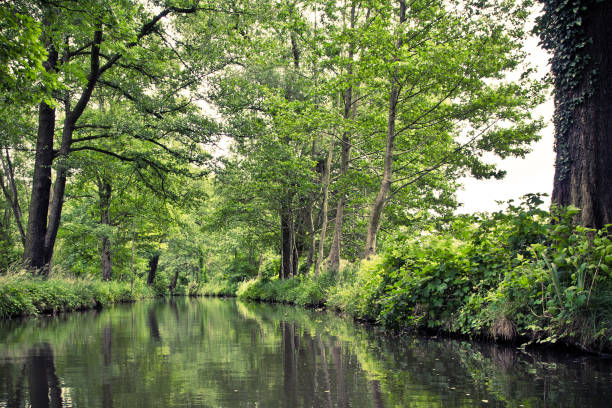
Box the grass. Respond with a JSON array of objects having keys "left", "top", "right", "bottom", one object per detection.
[
  {"left": 236, "top": 275, "right": 328, "bottom": 307},
  {"left": 196, "top": 280, "right": 238, "bottom": 297},
  {"left": 0, "top": 273, "right": 155, "bottom": 319}
]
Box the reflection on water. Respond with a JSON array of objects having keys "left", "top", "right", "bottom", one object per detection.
[{"left": 0, "top": 298, "right": 610, "bottom": 407}]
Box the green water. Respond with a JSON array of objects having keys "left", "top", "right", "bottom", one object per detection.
[{"left": 0, "top": 297, "right": 610, "bottom": 407}]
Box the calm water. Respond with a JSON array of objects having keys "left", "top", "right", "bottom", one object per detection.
[{"left": 0, "top": 298, "right": 610, "bottom": 407}]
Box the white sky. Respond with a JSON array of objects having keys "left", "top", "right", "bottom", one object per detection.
[{"left": 456, "top": 26, "right": 555, "bottom": 214}]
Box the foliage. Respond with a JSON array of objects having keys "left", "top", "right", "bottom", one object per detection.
[
  {"left": 0, "top": 272, "right": 154, "bottom": 319},
  {"left": 198, "top": 280, "right": 238, "bottom": 297},
  {"left": 237, "top": 273, "right": 334, "bottom": 307},
  {"left": 219, "top": 198, "right": 611, "bottom": 352},
  {"left": 0, "top": 2, "right": 54, "bottom": 105}
]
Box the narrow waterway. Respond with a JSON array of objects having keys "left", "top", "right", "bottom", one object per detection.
[{"left": 0, "top": 297, "right": 610, "bottom": 407}]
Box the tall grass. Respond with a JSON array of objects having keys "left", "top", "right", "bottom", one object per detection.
[{"left": 0, "top": 273, "right": 155, "bottom": 319}]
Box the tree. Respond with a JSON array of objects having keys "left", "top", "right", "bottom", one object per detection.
[
  {"left": 538, "top": 0, "right": 612, "bottom": 228},
  {"left": 210, "top": 0, "right": 333, "bottom": 279},
  {"left": 21, "top": 0, "right": 227, "bottom": 273},
  {"left": 358, "top": 0, "right": 544, "bottom": 257}
]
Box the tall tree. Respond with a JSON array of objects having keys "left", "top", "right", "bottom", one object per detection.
[
  {"left": 358, "top": 0, "right": 544, "bottom": 257},
  {"left": 538, "top": 0, "right": 612, "bottom": 228},
  {"left": 21, "top": 0, "right": 225, "bottom": 273}
]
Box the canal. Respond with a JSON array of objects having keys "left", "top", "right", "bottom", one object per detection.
[{"left": 0, "top": 297, "right": 610, "bottom": 407}]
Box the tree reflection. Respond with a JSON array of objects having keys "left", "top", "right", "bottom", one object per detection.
[
  {"left": 102, "top": 323, "right": 113, "bottom": 408},
  {"left": 27, "top": 343, "right": 63, "bottom": 408},
  {"left": 1, "top": 299, "right": 611, "bottom": 408}
]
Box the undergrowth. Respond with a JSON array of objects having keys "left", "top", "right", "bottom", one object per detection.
[
  {"left": 0, "top": 273, "right": 155, "bottom": 319},
  {"left": 206, "top": 197, "right": 612, "bottom": 353}
]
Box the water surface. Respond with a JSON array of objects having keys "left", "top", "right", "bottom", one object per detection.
[{"left": 0, "top": 297, "right": 610, "bottom": 407}]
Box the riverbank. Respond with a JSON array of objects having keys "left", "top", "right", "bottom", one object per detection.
[
  {"left": 0, "top": 274, "right": 155, "bottom": 319},
  {"left": 198, "top": 272, "right": 612, "bottom": 355},
  {"left": 197, "top": 204, "right": 612, "bottom": 354}
]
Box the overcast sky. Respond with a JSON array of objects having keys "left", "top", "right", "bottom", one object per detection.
[{"left": 456, "top": 24, "right": 555, "bottom": 214}]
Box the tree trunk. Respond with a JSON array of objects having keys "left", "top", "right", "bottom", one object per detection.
[
  {"left": 23, "top": 47, "right": 57, "bottom": 270},
  {"left": 147, "top": 253, "right": 160, "bottom": 286},
  {"left": 256, "top": 253, "right": 264, "bottom": 279},
  {"left": 363, "top": 1, "right": 406, "bottom": 259},
  {"left": 25, "top": 27, "right": 103, "bottom": 272},
  {"left": 304, "top": 204, "right": 316, "bottom": 275},
  {"left": 0, "top": 149, "right": 26, "bottom": 246},
  {"left": 302, "top": 141, "right": 318, "bottom": 275},
  {"left": 130, "top": 218, "right": 135, "bottom": 296},
  {"left": 43, "top": 159, "right": 69, "bottom": 270},
  {"left": 280, "top": 204, "right": 294, "bottom": 279},
  {"left": 315, "top": 140, "right": 334, "bottom": 276},
  {"left": 328, "top": 3, "right": 357, "bottom": 273},
  {"left": 169, "top": 268, "right": 180, "bottom": 295},
  {"left": 551, "top": 1, "right": 612, "bottom": 229},
  {"left": 99, "top": 180, "right": 112, "bottom": 281},
  {"left": 291, "top": 217, "right": 298, "bottom": 276}
]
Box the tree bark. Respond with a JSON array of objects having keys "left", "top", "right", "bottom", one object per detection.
[
  {"left": 304, "top": 203, "right": 316, "bottom": 275},
  {"left": 291, "top": 215, "right": 298, "bottom": 276},
  {"left": 363, "top": 0, "right": 406, "bottom": 259},
  {"left": 328, "top": 3, "right": 356, "bottom": 273},
  {"left": 169, "top": 268, "right": 180, "bottom": 295},
  {"left": 315, "top": 140, "right": 334, "bottom": 276},
  {"left": 147, "top": 253, "right": 160, "bottom": 286},
  {"left": 130, "top": 218, "right": 135, "bottom": 296},
  {"left": 99, "top": 179, "right": 112, "bottom": 280},
  {"left": 25, "top": 26, "right": 103, "bottom": 273},
  {"left": 551, "top": 1, "right": 612, "bottom": 229},
  {"left": 43, "top": 28, "right": 103, "bottom": 273},
  {"left": 23, "top": 40, "right": 57, "bottom": 270},
  {"left": 256, "top": 253, "right": 264, "bottom": 279},
  {"left": 280, "top": 204, "right": 294, "bottom": 279},
  {"left": 0, "top": 149, "right": 25, "bottom": 246}
]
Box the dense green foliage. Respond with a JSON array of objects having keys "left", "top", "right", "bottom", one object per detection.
[
  {"left": 0, "top": 273, "right": 154, "bottom": 319},
  {"left": 205, "top": 199, "right": 612, "bottom": 352}
]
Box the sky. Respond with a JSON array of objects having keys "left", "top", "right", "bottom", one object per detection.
[{"left": 455, "top": 27, "right": 555, "bottom": 214}]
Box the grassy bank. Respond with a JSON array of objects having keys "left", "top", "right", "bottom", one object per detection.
[
  {"left": 0, "top": 274, "right": 155, "bottom": 319},
  {"left": 200, "top": 202, "right": 612, "bottom": 354}
]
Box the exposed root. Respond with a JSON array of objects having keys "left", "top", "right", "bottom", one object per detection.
[{"left": 491, "top": 316, "right": 517, "bottom": 341}]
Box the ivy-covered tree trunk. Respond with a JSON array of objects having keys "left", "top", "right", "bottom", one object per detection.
[{"left": 542, "top": 0, "right": 612, "bottom": 228}]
